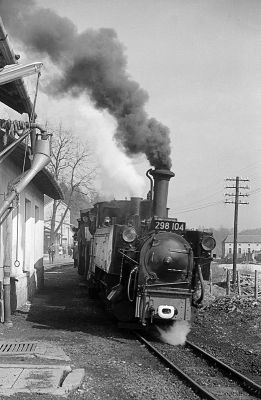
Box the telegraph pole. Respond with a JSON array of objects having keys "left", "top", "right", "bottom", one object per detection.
[{"left": 225, "top": 177, "right": 249, "bottom": 283}]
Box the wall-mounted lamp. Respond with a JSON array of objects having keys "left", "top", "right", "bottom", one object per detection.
[{"left": 0, "top": 62, "right": 43, "bottom": 85}]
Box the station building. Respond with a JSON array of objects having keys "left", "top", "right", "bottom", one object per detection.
[{"left": 0, "top": 18, "right": 62, "bottom": 320}]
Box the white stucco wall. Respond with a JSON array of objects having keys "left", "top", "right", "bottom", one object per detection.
[
  {"left": 0, "top": 157, "right": 44, "bottom": 310},
  {"left": 225, "top": 242, "right": 261, "bottom": 256}
]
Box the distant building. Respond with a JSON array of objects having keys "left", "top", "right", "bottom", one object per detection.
[
  {"left": 44, "top": 196, "right": 73, "bottom": 254},
  {"left": 223, "top": 234, "right": 261, "bottom": 262}
]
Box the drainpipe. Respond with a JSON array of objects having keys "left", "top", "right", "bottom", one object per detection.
[
  {"left": 0, "top": 122, "right": 47, "bottom": 165},
  {"left": 0, "top": 137, "right": 50, "bottom": 220}
]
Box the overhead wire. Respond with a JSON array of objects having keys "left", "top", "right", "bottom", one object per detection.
[
  {"left": 173, "top": 155, "right": 261, "bottom": 214},
  {"left": 174, "top": 182, "right": 261, "bottom": 215},
  {"left": 174, "top": 200, "right": 224, "bottom": 214}
]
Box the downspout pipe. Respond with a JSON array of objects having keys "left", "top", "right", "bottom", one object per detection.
[
  {"left": 29, "top": 122, "right": 47, "bottom": 135},
  {"left": 0, "top": 123, "right": 47, "bottom": 165},
  {"left": 0, "top": 137, "right": 50, "bottom": 221}
]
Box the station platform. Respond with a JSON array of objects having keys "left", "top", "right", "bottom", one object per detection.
[{"left": 0, "top": 261, "right": 85, "bottom": 397}]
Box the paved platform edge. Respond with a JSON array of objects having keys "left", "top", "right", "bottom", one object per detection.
[
  {"left": 0, "top": 363, "right": 71, "bottom": 369},
  {"left": 0, "top": 365, "right": 85, "bottom": 396}
]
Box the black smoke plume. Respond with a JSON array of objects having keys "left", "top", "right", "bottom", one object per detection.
[{"left": 0, "top": 0, "right": 172, "bottom": 169}]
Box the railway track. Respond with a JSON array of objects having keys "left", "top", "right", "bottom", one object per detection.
[{"left": 134, "top": 332, "right": 261, "bottom": 400}]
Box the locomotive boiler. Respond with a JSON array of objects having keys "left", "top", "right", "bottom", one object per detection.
[{"left": 76, "top": 168, "right": 216, "bottom": 327}]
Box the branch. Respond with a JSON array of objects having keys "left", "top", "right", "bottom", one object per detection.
[{"left": 54, "top": 204, "right": 71, "bottom": 235}]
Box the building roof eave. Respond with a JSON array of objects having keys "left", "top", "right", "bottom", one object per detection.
[
  {"left": 225, "top": 234, "right": 261, "bottom": 244},
  {"left": 0, "top": 17, "right": 34, "bottom": 116},
  {"left": 32, "top": 168, "right": 63, "bottom": 200}
]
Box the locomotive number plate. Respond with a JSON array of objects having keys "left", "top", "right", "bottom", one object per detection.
[{"left": 153, "top": 219, "right": 186, "bottom": 232}]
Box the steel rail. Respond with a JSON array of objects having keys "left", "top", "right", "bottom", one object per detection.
[
  {"left": 186, "top": 340, "right": 261, "bottom": 396},
  {"left": 134, "top": 332, "right": 220, "bottom": 400}
]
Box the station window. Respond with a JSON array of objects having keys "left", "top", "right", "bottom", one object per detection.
[{"left": 35, "top": 205, "right": 39, "bottom": 223}]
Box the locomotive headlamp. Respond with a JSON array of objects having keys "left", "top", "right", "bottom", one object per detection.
[
  {"left": 122, "top": 227, "right": 137, "bottom": 243},
  {"left": 158, "top": 305, "right": 176, "bottom": 319},
  {"left": 201, "top": 236, "right": 216, "bottom": 251}
]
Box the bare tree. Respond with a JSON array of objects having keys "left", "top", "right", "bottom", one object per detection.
[{"left": 46, "top": 124, "right": 96, "bottom": 244}]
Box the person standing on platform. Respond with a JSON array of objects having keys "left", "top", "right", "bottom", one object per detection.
[
  {"left": 48, "top": 243, "right": 55, "bottom": 264},
  {"left": 73, "top": 241, "right": 79, "bottom": 268},
  {"left": 58, "top": 245, "right": 63, "bottom": 257}
]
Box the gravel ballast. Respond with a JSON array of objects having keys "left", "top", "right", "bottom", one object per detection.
[{"left": 0, "top": 264, "right": 259, "bottom": 399}]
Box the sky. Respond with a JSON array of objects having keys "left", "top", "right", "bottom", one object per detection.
[{"left": 1, "top": 0, "right": 261, "bottom": 231}]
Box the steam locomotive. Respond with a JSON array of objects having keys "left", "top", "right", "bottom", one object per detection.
[{"left": 75, "top": 168, "right": 216, "bottom": 327}]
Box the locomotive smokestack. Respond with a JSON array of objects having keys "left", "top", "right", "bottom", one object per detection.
[
  {"left": 130, "top": 197, "right": 142, "bottom": 216},
  {"left": 150, "top": 169, "right": 175, "bottom": 218}
]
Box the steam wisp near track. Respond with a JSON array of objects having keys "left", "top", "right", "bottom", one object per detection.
[{"left": 134, "top": 332, "right": 261, "bottom": 400}]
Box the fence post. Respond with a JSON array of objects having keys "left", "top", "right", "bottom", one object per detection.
[
  {"left": 226, "top": 269, "right": 231, "bottom": 295},
  {"left": 255, "top": 270, "right": 258, "bottom": 300},
  {"left": 237, "top": 271, "right": 241, "bottom": 296},
  {"left": 209, "top": 269, "right": 212, "bottom": 294}
]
